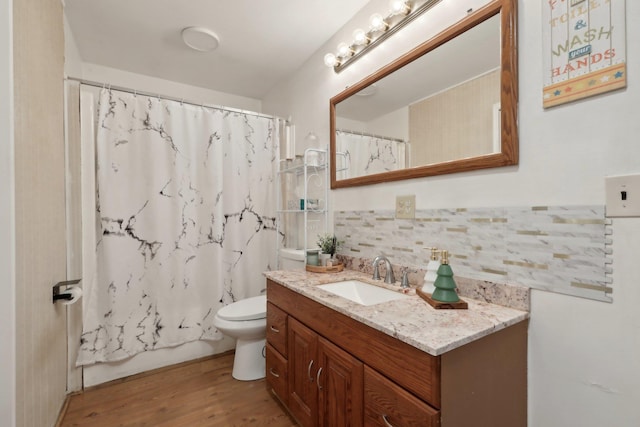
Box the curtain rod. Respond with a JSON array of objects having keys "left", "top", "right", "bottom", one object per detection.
[
  {"left": 65, "top": 77, "right": 288, "bottom": 123},
  {"left": 336, "top": 128, "right": 408, "bottom": 144}
]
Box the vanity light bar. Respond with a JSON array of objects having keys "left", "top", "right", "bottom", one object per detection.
[{"left": 325, "top": 0, "right": 442, "bottom": 73}]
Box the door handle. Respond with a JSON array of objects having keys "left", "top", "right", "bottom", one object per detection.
[
  {"left": 382, "top": 414, "right": 396, "bottom": 427},
  {"left": 307, "top": 360, "right": 314, "bottom": 382},
  {"left": 316, "top": 367, "right": 323, "bottom": 390}
]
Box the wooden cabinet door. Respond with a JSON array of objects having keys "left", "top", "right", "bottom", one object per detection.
[
  {"left": 364, "top": 366, "right": 440, "bottom": 427},
  {"left": 267, "top": 302, "right": 288, "bottom": 356},
  {"left": 317, "top": 337, "right": 364, "bottom": 427},
  {"left": 288, "top": 317, "right": 319, "bottom": 427},
  {"left": 265, "top": 343, "right": 288, "bottom": 405}
]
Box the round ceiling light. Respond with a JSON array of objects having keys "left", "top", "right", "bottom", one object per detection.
[
  {"left": 181, "top": 27, "right": 220, "bottom": 52},
  {"left": 355, "top": 84, "right": 378, "bottom": 97}
]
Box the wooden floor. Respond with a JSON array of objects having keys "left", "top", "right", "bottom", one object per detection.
[{"left": 59, "top": 353, "right": 298, "bottom": 427}]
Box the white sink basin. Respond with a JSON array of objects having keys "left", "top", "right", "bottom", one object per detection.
[{"left": 317, "top": 280, "right": 409, "bottom": 306}]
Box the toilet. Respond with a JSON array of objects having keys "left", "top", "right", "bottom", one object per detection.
[
  {"left": 279, "top": 248, "right": 305, "bottom": 270},
  {"left": 213, "top": 295, "right": 267, "bottom": 381}
]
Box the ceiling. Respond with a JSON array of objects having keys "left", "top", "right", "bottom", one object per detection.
[{"left": 64, "top": 0, "right": 370, "bottom": 99}]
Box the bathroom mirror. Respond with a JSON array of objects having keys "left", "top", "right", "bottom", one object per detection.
[{"left": 330, "top": 0, "right": 517, "bottom": 188}]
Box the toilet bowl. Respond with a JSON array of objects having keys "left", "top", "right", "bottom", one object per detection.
[{"left": 213, "top": 295, "right": 267, "bottom": 381}]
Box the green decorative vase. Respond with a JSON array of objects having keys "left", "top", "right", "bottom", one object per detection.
[{"left": 431, "top": 251, "right": 460, "bottom": 303}]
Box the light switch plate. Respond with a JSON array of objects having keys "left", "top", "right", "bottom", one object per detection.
[
  {"left": 605, "top": 174, "right": 640, "bottom": 217},
  {"left": 396, "top": 195, "right": 416, "bottom": 219}
]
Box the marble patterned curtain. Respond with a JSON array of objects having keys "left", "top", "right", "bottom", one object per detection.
[
  {"left": 77, "top": 89, "right": 278, "bottom": 365},
  {"left": 336, "top": 130, "right": 407, "bottom": 179}
]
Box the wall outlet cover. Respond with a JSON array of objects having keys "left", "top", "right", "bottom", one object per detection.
[
  {"left": 396, "top": 195, "right": 416, "bottom": 219},
  {"left": 605, "top": 174, "right": 640, "bottom": 217}
]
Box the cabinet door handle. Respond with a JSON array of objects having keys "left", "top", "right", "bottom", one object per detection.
[
  {"left": 307, "top": 360, "right": 314, "bottom": 382},
  {"left": 270, "top": 325, "right": 280, "bottom": 333},
  {"left": 316, "top": 367, "right": 323, "bottom": 390},
  {"left": 269, "top": 368, "right": 280, "bottom": 378},
  {"left": 382, "top": 415, "right": 396, "bottom": 427}
]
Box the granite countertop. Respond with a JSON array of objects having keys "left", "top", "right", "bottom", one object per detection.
[{"left": 264, "top": 269, "right": 529, "bottom": 356}]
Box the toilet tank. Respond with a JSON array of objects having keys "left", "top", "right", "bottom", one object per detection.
[{"left": 279, "top": 248, "right": 305, "bottom": 270}]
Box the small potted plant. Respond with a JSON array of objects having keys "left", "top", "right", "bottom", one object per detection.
[{"left": 317, "top": 233, "right": 343, "bottom": 266}]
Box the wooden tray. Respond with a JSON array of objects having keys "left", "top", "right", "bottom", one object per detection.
[
  {"left": 416, "top": 287, "right": 468, "bottom": 310},
  {"left": 305, "top": 263, "right": 344, "bottom": 273}
]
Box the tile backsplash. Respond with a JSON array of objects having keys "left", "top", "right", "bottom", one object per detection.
[{"left": 335, "top": 205, "right": 612, "bottom": 302}]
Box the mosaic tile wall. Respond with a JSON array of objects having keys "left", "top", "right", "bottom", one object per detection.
[{"left": 334, "top": 206, "right": 613, "bottom": 302}]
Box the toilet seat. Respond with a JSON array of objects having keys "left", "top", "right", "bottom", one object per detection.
[{"left": 217, "top": 295, "right": 266, "bottom": 321}]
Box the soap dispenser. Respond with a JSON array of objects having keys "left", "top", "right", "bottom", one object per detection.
[
  {"left": 431, "top": 250, "right": 460, "bottom": 303},
  {"left": 421, "top": 247, "right": 440, "bottom": 295}
]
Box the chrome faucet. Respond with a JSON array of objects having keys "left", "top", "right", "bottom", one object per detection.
[{"left": 372, "top": 255, "right": 396, "bottom": 284}]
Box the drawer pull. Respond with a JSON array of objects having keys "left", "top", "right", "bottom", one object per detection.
[
  {"left": 316, "top": 367, "right": 323, "bottom": 390},
  {"left": 269, "top": 368, "right": 280, "bottom": 378},
  {"left": 307, "top": 360, "right": 314, "bottom": 382},
  {"left": 270, "top": 325, "right": 280, "bottom": 333},
  {"left": 382, "top": 415, "right": 396, "bottom": 427}
]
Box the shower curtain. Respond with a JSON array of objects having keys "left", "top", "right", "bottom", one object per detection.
[
  {"left": 336, "top": 130, "right": 407, "bottom": 179},
  {"left": 77, "top": 88, "right": 279, "bottom": 365}
]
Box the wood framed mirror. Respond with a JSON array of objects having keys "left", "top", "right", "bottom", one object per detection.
[{"left": 330, "top": 0, "right": 517, "bottom": 189}]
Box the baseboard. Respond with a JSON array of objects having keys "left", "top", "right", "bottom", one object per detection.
[
  {"left": 82, "top": 349, "right": 235, "bottom": 393},
  {"left": 54, "top": 394, "right": 72, "bottom": 427}
]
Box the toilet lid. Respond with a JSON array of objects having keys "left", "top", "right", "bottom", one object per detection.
[{"left": 217, "top": 295, "right": 267, "bottom": 321}]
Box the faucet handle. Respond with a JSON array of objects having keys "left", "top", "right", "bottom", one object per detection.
[{"left": 401, "top": 270, "right": 410, "bottom": 289}]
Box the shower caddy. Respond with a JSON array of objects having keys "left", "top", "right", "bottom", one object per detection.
[{"left": 275, "top": 148, "right": 329, "bottom": 267}]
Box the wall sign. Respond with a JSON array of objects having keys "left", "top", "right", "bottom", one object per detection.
[{"left": 542, "top": 0, "right": 626, "bottom": 108}]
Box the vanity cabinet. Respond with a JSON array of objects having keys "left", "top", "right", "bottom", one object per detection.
[{"left": 266, "top": 279, "right": 527, "bottom": 427}]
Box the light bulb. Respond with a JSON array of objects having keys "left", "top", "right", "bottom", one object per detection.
[
  {"left": 337, "top": 42, "right": 353, "bottom": 58},
  {"left": 352, "top": 28, "right": 369, "bottom": 46},
  {"left": 324, "top": 53, "right": 338, "bottom": 67},
  {"left": 389, "top": 0, "right": 410, "bottom": 15},
  {"left": 369, "top": 13, "right": 388, "bottom": 32}
]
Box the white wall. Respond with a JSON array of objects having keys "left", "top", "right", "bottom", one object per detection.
[
  {"left": 336, "top": 106, "right": 408, "bottom": 140},
  {"left": 263, "top": 1, "right": 640, "bottom": 425},
  {"left": 78, "top": 63, "right": 263, "bottom": 113},
  {"left": 64, "top": 15, "right": 262, "bottom": 113},
  {"left": 0, "top": 1, "right": 15, "bottom": 425},
  {"left": 366, "top": 106, "right": 408, "bottom": 141},
  {"left": 63, "top": 14, "right": 82, "bottom": 78}
]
